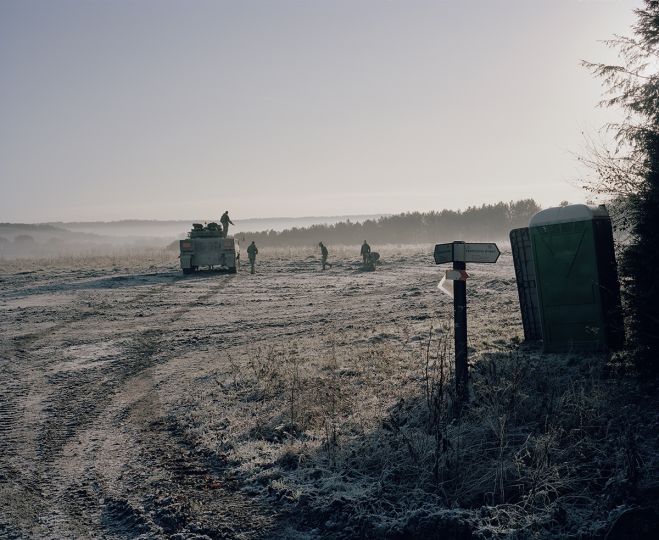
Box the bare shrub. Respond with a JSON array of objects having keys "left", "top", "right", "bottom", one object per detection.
[{"left": 163, "top": 324, "right": 656, "bottom": 538}]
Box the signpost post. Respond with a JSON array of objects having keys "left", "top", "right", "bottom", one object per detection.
[
  {"left": 434, "top": 240, "right": 500, "bottom": 406},
  {"left": 453, "top": 255, "right": 468, "bottom": 405}
]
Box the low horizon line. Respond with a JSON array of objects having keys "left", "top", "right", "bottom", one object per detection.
[
  {"left": 23, "top": 198, "right": 545, "bottom": 226},
  {"left": 39, "top": 213, "right": 388, "bottom": 225}
]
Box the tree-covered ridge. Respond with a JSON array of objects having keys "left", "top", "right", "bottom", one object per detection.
[{"left": 239, "top": 199, "right": 541, "bottom": 246}]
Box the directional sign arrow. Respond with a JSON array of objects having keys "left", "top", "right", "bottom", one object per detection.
[
  {"left": 434, "top": 241, "right": 500, "bottom": 264},
  {"left": 434, "top": 243, "right": 454, "bottom": 264},
  {"left": 463, "top": 243, "right": 500, "bottom": 263},
  {"left": 437, "top": 275, "right": 454, "bottom": 298}
]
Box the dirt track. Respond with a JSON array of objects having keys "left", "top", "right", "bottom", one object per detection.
[{"left": 0, "top": 247, "right": 521, "bottom": 538}]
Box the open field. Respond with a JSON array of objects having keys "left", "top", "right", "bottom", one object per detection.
[{"left": 1, "top": 246, "right": 657, "bottom": 539}]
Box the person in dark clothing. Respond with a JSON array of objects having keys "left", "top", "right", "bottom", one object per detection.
[
  {"left": 247, "top": 241, "right": 258, "bottom": 274},
  {"left": 319, "top": 242, "right": 331, "bottom": 270},
  {"left": 220, "top": 211, "right": 235, "bottom": 238},
  {"left": 360, "top": 241, "right": 371, "bottom": 266}
]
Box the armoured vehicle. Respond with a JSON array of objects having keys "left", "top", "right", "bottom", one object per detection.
[{"left": 179, "top": 223, "right": 238, "bottom": 274}]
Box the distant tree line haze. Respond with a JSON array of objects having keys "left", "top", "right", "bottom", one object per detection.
[{"left": 240, "top": 199, "right": 541, "bottom": 247}]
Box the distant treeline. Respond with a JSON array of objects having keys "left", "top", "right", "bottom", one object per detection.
[
  {"left": 0, "top": 223, "right": 62, "bottom": 232},
  {"left": 238, "top": 199, "right": 542, "bottom": 247}
]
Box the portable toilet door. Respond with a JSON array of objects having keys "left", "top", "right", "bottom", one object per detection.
[{"left": 529, "top": 204, "right": 624, "bottom": 352}]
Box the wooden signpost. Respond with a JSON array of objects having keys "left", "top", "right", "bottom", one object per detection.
[{"left": 434, "top": 241, "right": 500, "bottom": 405}]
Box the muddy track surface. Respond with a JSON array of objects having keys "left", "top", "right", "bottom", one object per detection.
[
  {"left": 0, "top": 263, "right": 283, "bottom": 539},
  {"left": 1, "top": 250, "right": 520, "bottom": 539}
]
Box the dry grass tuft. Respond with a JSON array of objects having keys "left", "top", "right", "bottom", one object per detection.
[{"left": 168, "top": 323, "right": 659, "bottom": 538}]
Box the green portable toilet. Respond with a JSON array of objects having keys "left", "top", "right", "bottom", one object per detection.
[{"left": 529, "top": 204, "right": 624, "bottom": 352}]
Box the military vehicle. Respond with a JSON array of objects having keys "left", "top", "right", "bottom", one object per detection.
[{"left": 179, "top": 223, "right": 238, "bottom": 274}]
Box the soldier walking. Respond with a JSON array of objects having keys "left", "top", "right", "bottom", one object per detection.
[
  {"left": 360, "top": 240, "right": 371, "bottom": 266},
  {"left": 220, "top": 211, "right": 235, "bottom": 238},
  {"left": 319, "top": 242, "right": 331, "bottom": 270},
  {"left": 247, "top": 241, "right": 258, "bottom": 274}
]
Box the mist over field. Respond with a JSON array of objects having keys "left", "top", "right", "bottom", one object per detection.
[
  {"left": 0, "top": 216, "right": 381, "bottom": 260},
  {"left": 0, "top": 200, "right": 541, "bottom": 260},
  {"left": 47, "top": 215, "right": 387, "bottom": 239}
]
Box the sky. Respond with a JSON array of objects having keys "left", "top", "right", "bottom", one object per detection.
[{"left": 0, "top": 0, "right": 642, "bottom": 222}]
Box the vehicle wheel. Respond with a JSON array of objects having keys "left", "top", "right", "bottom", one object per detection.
[
  {"left": 229, "top": 266, "right": 237, "bottom": 274},
  {"left": 182, "top": 267, "right": 194, "bottom": 275}
]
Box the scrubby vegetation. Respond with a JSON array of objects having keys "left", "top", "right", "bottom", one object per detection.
[{"left": 171, "top": 324, "right": 659, "bottom": 538}]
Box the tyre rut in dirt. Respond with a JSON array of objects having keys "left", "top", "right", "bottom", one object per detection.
[
  {"left": 0, "top": 346, "right": 30, "bottom": 487},
  {"left": 21, "top": 277, "right": 238, "bottom": 536},
  {"left": 102, "top": 497, "right": 156, "bottom": 538},
  {"left": 99, "top": 413, "right": 278, "bottom": 539},
  {"left": 35, "top": 277, "right": 234, "bottom": 461},
  {"left": 8, "top": 276, "right": 179, "bottom": 349}
]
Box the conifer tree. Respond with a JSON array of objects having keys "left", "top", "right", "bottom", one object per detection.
[{"left": 584, "top": 1, "right": 659, "bottom": 373}]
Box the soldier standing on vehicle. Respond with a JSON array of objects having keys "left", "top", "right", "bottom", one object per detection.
[
  {"left": 220, "top": 211, "right": 235, "bottom": 238},
  {"left": 319, "top": 242, "right": 331, "bottom": 270},
  {"left": 360, "top": 240, "right": 371, "bottom": 266},
  {"left": 247, "top": 241, "right": 258, "bottom": 274}
]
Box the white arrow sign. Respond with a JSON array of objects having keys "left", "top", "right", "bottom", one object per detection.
[
  {"left": 463, "top": 243, "right": 500, "bottom": 263},
  {"left": 438, "top": 275, "right": 454, "bottom": 298},
  {"left": 434, "top": 242, "right": 500, "bottom": 264},
  {"left": 434, "top": 243, "right": 454, "bottom": 264}
]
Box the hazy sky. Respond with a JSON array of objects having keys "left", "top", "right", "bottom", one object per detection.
[{"left": 0, "top": 0, "right": 641, "bottom": 222}]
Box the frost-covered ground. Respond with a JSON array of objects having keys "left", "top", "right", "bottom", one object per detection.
[{"left": 1, "top": 246, "right": 657, "bottom": 539}]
